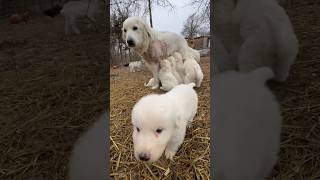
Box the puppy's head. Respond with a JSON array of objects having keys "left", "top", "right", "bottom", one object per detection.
[
  {"left": 173, "top": 52, "right": 183, "bottom": 62},
  {"left": 131, "top": 95, "right": 176, "bottom": 163},
  {"left": 160, "top": 59, "right": 172, "bottom": 72},
  {"left": 122, "top": 17, "right": 152, "bottom": 52}
]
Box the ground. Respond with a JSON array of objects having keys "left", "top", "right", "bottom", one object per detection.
[{"left": 0, "top": 14, "right": 107, "bottom": 179}]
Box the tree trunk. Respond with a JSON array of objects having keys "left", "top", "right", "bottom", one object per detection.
[{"left": 148, "top": 0, "right": 153, "bottom": 28}]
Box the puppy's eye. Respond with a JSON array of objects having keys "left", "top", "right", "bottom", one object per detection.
[
  {"left": 136, "top": 127, "right": 140, "bottom": 132},
  {"left": 124, "top": 29, "right": 127, "bottom": 33},
  {"left": 156, "top": 128, "right": 163, "bottom": 134},
  {"left": 133, "top": 26, "right": 138, "bottom": 31}
]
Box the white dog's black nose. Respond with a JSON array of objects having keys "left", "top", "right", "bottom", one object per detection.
[
  {"left": 127, "top": 39, "right": 135, "bottom": 47},
  {"left": 139, "top": 153, "right": 150, "bottom": 161}
]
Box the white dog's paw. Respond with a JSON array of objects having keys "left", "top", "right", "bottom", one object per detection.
[{"left": 165, "top": 149, "right": 177, "bottom": 160}]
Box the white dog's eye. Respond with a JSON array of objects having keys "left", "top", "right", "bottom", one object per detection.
[
  {"left": 156, "top": 128, "right": 163, "bottom": 134},
  {"left": 133, "top": 26, "right": 138, "bottom": 31},
  {"left": 123, "top": 29, "right": 126, "bottom": 33},
  {"left": 136, "top": 127, "right": 140, "bottom": 132}
]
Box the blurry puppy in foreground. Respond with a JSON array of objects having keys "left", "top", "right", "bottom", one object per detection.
[
  {"left": 214, "top": 67, "right": 282, "bottom": 180},
  {"left": 132, "top": 83, "right": 198, "bottom": 162},
  {"left": 68, "top": 112, "right": 107, "bottom": 180}
]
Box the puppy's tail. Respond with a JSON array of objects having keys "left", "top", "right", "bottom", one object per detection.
[
  {"left": 252, "top": 67, "right": 274, "bottom": 83},
  {"left": 187, "top": 82, "right": 196, "bottom": 88}
]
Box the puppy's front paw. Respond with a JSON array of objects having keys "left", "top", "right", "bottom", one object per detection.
[
  {"left": 151, "top": 84, "right": 159, "bottom": 89},
  {"left": 165, "top": 149, "right": 176, "bottom": 160}
]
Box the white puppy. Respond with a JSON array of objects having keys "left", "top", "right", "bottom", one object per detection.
[
  {"left": 214, "top": 67, "right": 282, "bottom": 180},
  {"left": 68, "top": 112, "right": 107, "bottom": 180},
  {"left": 167, "top": 56, "right": 184, "bottom": 83},
  {"left": 172, "top": 52, "right": 185, "bottom": 78},
  {"left": 61, "top": 0, "right": 104, "bottom": 35},
  {"left": 132, "top": 83, "right": 198, "bottom": 162},
  {"left": 232, "top": 0, "right": 299, "bottom": 81},
  {"left": 129, "top": 60, "right": 143, "bottom": 72},
  {"left": 183, "top": 58, "right": 204, "bottom": 87},
  {"left": 159, "top": 58, "right": 180, "bottom": 91},
  {"left": 122, "top": 16, "right": 200, "bottom": 89}
]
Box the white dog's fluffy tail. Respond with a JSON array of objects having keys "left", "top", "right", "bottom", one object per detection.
[{"left": 252, "top": 67, "right": 274, "bottom": 83}]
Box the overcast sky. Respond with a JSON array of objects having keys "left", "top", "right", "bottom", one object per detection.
[{"left": 147, "top": 1, "right": 195, "bottom": 35}]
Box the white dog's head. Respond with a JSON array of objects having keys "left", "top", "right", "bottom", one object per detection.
[
  {"left": 122, "top": 17, "right": 152, "bottom": 52},
  {"left": 131, "top": 95, "right": 177, "bottom": 163}
]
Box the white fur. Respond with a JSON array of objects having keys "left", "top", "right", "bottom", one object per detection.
[
  {"left": 214, "top": 0, "right": 298, "bottom": 82},
  {"left": 122, "top": 16, "right": 200, "bottom": 89},
  {"left": 132, "top": 83, "right": 198, "bottom": 162},
  {"left": 68, "top": 112, "right": 107, "bottom": 180},
  {"left": 232, "top": 0, "right": 298, "bottom": 82},
  {"left": 183, "top": 58, "right": 204, "bottom": 87},
  {"left": 61, "top": 0, "right": 104, "bottom": 35},
  {"left": 159, "top": 58, "right": 180, "bottom": 91},
  {"left": 214, "top": 67, "right": 282, "bottom": 180},
  {"left": 129, "top": 60, "right": 143, "bottom": 72}
]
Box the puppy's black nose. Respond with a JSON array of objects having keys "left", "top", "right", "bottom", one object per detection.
[
  {"left": 127, "top": 39, "right": 135, "bottom": 47},
  {"left": 139, "top": 153, "right": 150, "bottom": 161}
]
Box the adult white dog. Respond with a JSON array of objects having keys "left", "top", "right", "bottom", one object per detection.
[
  {"left": 213, "top": 0, "right": 298, "bottom": 82},
  {"left": 214, "top": 67, "right": 282, "bottom": 180},
  {"left": 129, "top": 60, "right": 143, "bottom": 72},
  {"left": 158, "top": 58, "right": 180, "bottom": 91},
  {"left": 132, "top": 83, "right": 198, "bottom": 162},
  {"left": 61, "top": 0, "right": 104, "bottom": 35},
  {"left": 68, "top": 112, "right": 107, "bottom": 180},
  {"left": 122, "top": 16, "right": 200, "bottom": 89}
]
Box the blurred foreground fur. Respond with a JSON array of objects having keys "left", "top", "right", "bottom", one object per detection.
[
  {"left": 214, "top": 67, "right": 282, "bottom": 180},
  {"left": 68, "top": 112, "right": 107, "bottom": 180}
]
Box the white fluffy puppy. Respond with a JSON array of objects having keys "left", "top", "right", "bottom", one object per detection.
[
  {"left": 122, "top": 16, "right": 200, "bottom": 89},
  {"left": 214, "top": 67, "right": 282, "bottom": 180},
  {"left": 68, "top": 112, "right": 107, "bottom": 180},
  {"left": 167, "top": 56, "right": 184, "bottom": 83},
  {"left": 171, "top": 52, "right": 185, "bottom": 81},
  {"left": 232, "top": 0, "right": 299, "bottom": 81},
  {"left": 183, "top": 58, "right": 204, "bottom": 87},
  {"left": 132, "top": 83, "right": 198, "bottom": 162},
  {"left": 159, "top": 58, "right": 180, "bottom": 91},
  {"left": 129, "top": 60, "right": 143, "bottom": 72}
]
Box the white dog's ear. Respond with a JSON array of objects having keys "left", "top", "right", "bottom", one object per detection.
[{"left": 142, "top": 20, "right": 152, "bottom": 40}]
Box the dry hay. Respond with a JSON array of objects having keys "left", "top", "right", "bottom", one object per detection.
[
  {"left": 110, "top": 57, "right": 210, "bottom": 179},
  {"left": 0, "top": 14, "right": 107, "bottom": 179},
  {"left": 269, "top": 1, "right": 320, "bottom": 179}
]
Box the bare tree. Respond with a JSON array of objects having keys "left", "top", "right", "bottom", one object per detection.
[{"left": 181, "top": 13, "right": 207, "bottom": 38}]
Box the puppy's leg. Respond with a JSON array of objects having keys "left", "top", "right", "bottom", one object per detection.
[
  {"left": 165, "top": 126, "right": 187, "bottom": 160},
  {"left": 146, "top": 63, "right": 160, "bottom": 89}
]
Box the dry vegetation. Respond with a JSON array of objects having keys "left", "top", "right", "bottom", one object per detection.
[
  {"left": 0, "top": 14, "right": 107, "bottom": 179},
  {"left": 269, "top": 1, "right": 320, "bottom": 179},
  {"left": 110, "top": 57, "right": 210, "bottom": 179}
]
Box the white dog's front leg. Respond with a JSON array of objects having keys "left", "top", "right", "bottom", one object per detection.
[{"left": 145, "top": 62, "right": 160, "bottom": 89}]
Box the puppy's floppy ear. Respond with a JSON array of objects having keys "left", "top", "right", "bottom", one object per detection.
[{"left": 174, "top": 115, "right": 183, "bottom": 129}]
